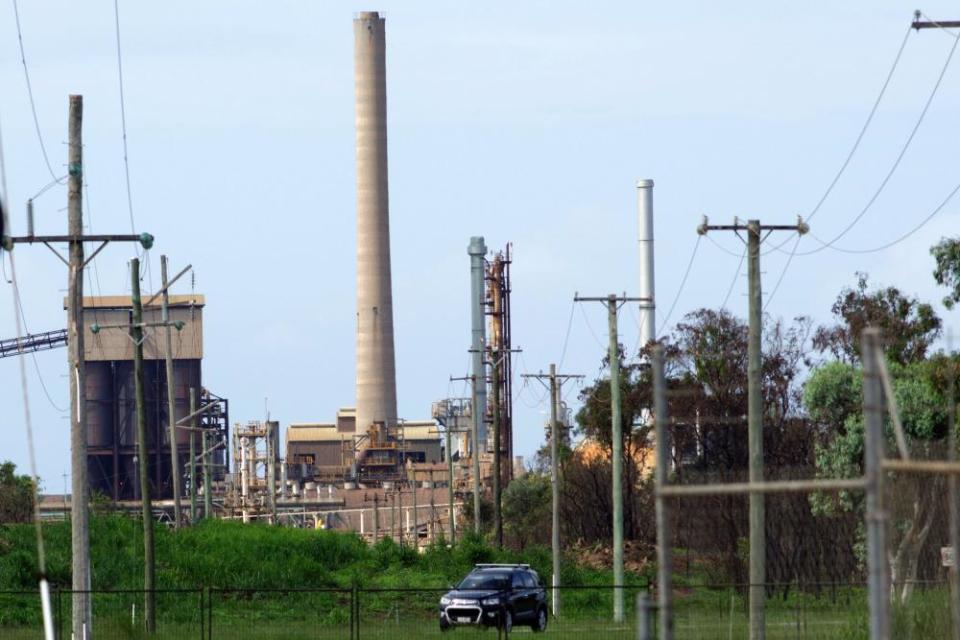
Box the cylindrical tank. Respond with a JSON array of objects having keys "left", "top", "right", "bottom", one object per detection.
[{"left": 85, "top": 362, "right": 114, "bottom": 447}]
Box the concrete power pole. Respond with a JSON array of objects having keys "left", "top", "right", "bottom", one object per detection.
[
  {"left": 522, "top": 364, "right": 583, "bottom": 618},
  {"left": 131, "top": 257, "right": 156, "bottom": 633},
  {"left": 696, "top": 218, "right": 807, "bottom": 640},
  {"left": 575, "top": 294, "right": 647, "bottom": 622}
]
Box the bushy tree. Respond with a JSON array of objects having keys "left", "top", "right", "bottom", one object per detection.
[
  {"left": 501, "top": 474, "right": 551, "bottom": 550},
  {"left": 806, "top": 275, "right": 953, "bottom": 603},
  {"left": 812, "top": 273, "right": 941, "bottom": 366},
  {"left": 0, "top": 462, "right": 34, "bottom": 524}
]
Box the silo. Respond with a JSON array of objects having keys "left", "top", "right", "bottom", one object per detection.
[{"left": 354, "top": 11, "right": 398, "bottom": 445}]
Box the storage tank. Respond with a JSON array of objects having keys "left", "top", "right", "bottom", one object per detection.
[{"left": 85, "top": 362, "right": 114, "bottom": 447}]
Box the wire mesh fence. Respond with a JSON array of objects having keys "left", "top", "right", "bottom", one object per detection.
[{"left": 6, "top": 582, "right": 954, "bottom": 639}]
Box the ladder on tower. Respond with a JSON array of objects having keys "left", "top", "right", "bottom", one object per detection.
[{"left": 0, "top": 328, "right": 68, "bottom": 359}]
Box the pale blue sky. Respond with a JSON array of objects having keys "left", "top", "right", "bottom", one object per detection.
[{"left": 3, "top": 1, "right": 960, "bottom": 488}]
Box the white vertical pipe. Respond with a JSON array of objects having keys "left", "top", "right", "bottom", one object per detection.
[
  {"left": 637, "top": 179, "right": 656, "bottom": 346},
  {"left": 468, "top": 236, "right": 488, "bottom": 447}
]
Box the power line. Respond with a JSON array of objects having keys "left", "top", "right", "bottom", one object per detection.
[
  {"left": 657, "top": 235, "right": 701, "bottom": 335},
  {"left": 11, "top": 0, "right": 64, "bottom": 184},
  {"left": 557, "top": 300, "right": 576, "bottom": 370},
  {"left": 721, "top": 245, "right": 747, "bottom": 310},
  {"left": 824, "top": 177, "right": 960, "bottom": 254},
  {"left": 795, "top": 26, "right": 959, "bottom": 256},
  {"left": 765, "top": 21, "right": 913, "bottom": 257},
  {"left": 577, "top": 300, "right": 606, "bottom": 349},
  {"left": 763, "top": 233, "right": 801, "bottom": 311},
  {"left": 113, "top": 0, "right": 138, "bottom": 240}
]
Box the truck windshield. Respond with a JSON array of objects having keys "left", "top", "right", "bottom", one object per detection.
[{"left": 457, "top": 573, "right": 510, "bottom": 590}]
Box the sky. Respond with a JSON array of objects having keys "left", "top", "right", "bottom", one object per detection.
[{"left": 3, "top": 1, "right": 960, "bottom": 489}]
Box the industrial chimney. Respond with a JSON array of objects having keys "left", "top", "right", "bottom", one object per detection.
[
  {"left": 637, "top": 179, "right": 655, "bottom": 347},
  {"left": 354, "top": 11, "right": 398, "bottom": 438}
]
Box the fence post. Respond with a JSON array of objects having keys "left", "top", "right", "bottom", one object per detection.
[
  {"left": 199, "top": 588, "right": 204, "bottom": 640},
  {"left": 56, "top": 586, "right": 63, "bottom": 640},
  {"left": 206, "top": 588, "right": 213, "bottom": 640},
  {"left": 863, "top": 328, "right": 890, "bottom": 640},
  {"left": 637, "top": 591, "right": 652, "bottom": 640}
]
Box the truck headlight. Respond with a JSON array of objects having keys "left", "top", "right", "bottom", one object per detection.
[{"left": 440, "top": 596, "right": 451, "bottom": 606}]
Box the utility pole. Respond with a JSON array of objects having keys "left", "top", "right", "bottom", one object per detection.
[
  {"left": 651, "top": 345, "right": 674, "bottom": 640},
  {"left": 575, "top": 294, "right": 648, "bottom": 622},
  {"left": 434, "top": 398, "right": 470, "bottom": 544},
  {"left": 491, "top": 346, "right": 502, "bottom": 548},
  {"left": 412, "top": 474, "right": 418, "bottom": 551},
  {"left": 373, "top": 493, "right": 380, "bottom": 542},
  {"left": 9, "top": 95, "right": 154, "bottom": 640},
  {"left": 131, "top": 257, "right": 156, "bottom": 633},
  {"left": 696, "top": 217, "right": 807, "bottom": 640},
  {"left": 203, "top": 396, "right": 213, "bottom": 519},
  {"left": 485, "top": 346, "right": 520, "bottom": 548},
  {"left": 189, "top": 388, "right": 198, "bottom": 523},
  {"left": 161, "top": 256, "right": 182, "bottom": 527},
  {"left": 451, "top": 376, "right": 483, "bottom": 534},
  {"left": 522, "top": 364, "right": 583, "bottom": 618}
]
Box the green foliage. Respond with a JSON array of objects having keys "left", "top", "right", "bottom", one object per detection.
[
  {"left": 931, "top": 236, "right": 960, "bottom": 309},
  {"left": 501, "top": 473, "right": 551, "bottom": 550},
  {"left": 812, "top": 273, "right": 941, "bottom": 365},
  {"left": 0, "top": 461, "right": 35, "bottom": 524}
]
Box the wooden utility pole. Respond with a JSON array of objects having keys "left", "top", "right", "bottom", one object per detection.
[
  {"left": 161, "top": 256, "right": 183, "bottom": 527},
  {"left": 9, "top": 95, "right": 151, "bottom": 640},
  {"left": 575, "top": 294, "right": 647, "bottom": 622},
  {"left": 189, "top": 388, "right": 198, "bottom": 523},
  {"left": 131, "top": 257, "right": 156, "bottom": 633},
  {"left": 451, "top": 376, "right": 483, "bottom": 535},
  {"left": 522, "top": 364, "right": 583, "bottom": 618},
  {"left": 66, "top": 94, "right": 92, "bottom": 640},
  {"left": 696, "top": 218, "right": 807, "bottom": 640},
  {"left": 203, "top": 405, "right": 213, "bottom": 519}
]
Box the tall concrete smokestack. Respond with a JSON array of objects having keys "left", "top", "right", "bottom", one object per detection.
[
  {"left": 355, "top": 11, "right": 398, "bottom": 436},
  {"left": 637, "top": 179, "right": 656, "bottom": 347}
]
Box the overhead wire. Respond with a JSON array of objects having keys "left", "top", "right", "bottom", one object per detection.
[
  {"left": 720, "top": 245, "right": 747, "bottom": 311},
  {"left": 557, "top": 299, "right": 575, "bottom": 370},
  {"left": 795, "top": 24, "right": 959, "bottom": 256},
  {"left": 765, "top": 21, "right": 914, "bottom": 256},
  {"left": 577, "top": 300, "right": 607, "bottom": 349},
  {"left": 657, "top": 235, "right": 701, "bottom": 335},
  {"left": 822, "top": 177, "right": 960, "bottom": 254},
  {"left": 763, "top": 233, "right": 801, "bottom": 311},
  {"left": 1, "top": 93, "right": 56, "bottom": 640},
  {"left": 112, "top": 0, "right": 154, "bottom": 292},
  {"left": 11, "top": 0, "right": 63, "bottom": 185}
]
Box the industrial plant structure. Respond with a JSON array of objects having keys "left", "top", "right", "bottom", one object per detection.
[{"left": 75, "top": 295, "right": 228, "bottom": 502}]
